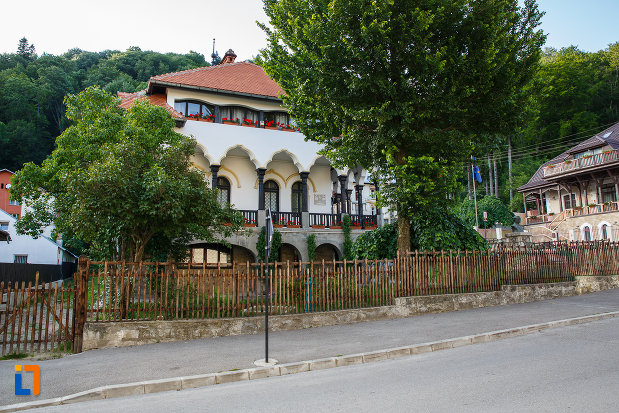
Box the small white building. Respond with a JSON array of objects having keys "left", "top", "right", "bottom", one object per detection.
[
  {"left": 0, "top": 209, "right": 76, "bottom": 266},
  {"left": 119, "top": 49, "right": 386, "bottom": 263}
]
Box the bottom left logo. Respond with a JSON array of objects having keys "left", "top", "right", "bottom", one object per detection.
[{"left": 14, "top": 365, "right": 40, "bottom": 396}]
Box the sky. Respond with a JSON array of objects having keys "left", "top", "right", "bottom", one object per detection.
[{"left": 0, "top": 0, "right": 618, "bottom": 60}]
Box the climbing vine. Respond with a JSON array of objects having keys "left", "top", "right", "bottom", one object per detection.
[{"left": 257, "top": 226, "right": 282, "bottom": 262}]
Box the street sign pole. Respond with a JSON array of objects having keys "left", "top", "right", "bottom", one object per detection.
[{"left": 264, "top": 209, "right": 273, "bottom": 363}]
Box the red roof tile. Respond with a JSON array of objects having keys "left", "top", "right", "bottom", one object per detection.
[
  {"left": 149, "top": 62, "right": 284, "bottom": 99},
  {"left": 118, "top": 91, "right": 184, "bottom": 120}
]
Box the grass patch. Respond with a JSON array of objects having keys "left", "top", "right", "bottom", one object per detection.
[{"left": 0, "top": 353, "right": 30, "bottom": 361}]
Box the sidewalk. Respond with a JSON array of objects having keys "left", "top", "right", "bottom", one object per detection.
[{"left": 2, "top": 288, "right": 619, "bottom": 407}]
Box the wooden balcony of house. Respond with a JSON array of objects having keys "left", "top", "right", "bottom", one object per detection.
[
  {"left": 523, "top": 201, "right": 619, "bottom": 225},
  {"left": 237, "top": 210, "right": 378, "bottom": 229},
  {"left": 543, "top": 150, "right": 619, "bottom": 178}
]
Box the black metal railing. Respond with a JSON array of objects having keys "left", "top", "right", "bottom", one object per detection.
[
  {"left": 239, "top": 210, "right": 258, "bottom": 226},
  {"left": 273, "top": 211, "right": 302, "bottom": 226},
  {"left": 309, "top": 213, "right": 341, "bottom": 227}
]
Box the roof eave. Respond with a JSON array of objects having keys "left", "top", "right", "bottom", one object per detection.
[{"left": 148, "top": 80, "right": 284, "bottom": 103}]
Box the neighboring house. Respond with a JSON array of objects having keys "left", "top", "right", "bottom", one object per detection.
[
  {"left": 0, "top": 209, "right": 77, "bottom": 283},
  {"left": 119, "top": 49, "right": 383, "bottom": 264},
  {"left": 518, "top": 121, "right": 619, "bottom": 242},
  {"left": 0, "top": 169, "right": 21, "bottom": 218}
]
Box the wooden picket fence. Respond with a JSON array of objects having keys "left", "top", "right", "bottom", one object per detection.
[
  {"left": 0, "top": 274, "right": 75, "bottom": 356},
  {"left": 76, "top": 242, "right": 618, "bottom": 326},
  {"left": 3, "top": 241, "right": 618, "bottom": 355}
]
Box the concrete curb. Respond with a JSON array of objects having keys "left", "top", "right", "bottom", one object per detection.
[{"left": 3, "top": 310, "right": 618, "bottom": 412}]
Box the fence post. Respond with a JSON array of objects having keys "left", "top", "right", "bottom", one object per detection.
[{"left": 72, "top": 255, "right": 89, "bottom": 354}]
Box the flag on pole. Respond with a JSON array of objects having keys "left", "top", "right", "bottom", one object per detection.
[{"left": 471, "top": 156, "right": 482, "bottom": 183}]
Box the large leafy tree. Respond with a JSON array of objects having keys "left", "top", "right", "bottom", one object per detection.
[
  {"left": 260, "top": 0, "right": 546, "bottom": 251},
  {"left": 11, "top": 87, "right": 243, "bottom": 261}
]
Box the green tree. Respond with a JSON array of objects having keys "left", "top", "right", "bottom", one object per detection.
[
  {"left": 260, "top": 0, "right": 546, "bottom": 252},
  {"left": 458, "top": 196, "right": 514, "bottom": 229},
  {"left": 16, "top": 37, "right": 36, "bottom": 60},
  {"left": 11, "top": 87, "right": 243, "bottom": 261}
]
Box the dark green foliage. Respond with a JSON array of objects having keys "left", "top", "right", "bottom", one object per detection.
[
  {"left": 257, "top": 226, "right": 282, "bottom": 262},
  {"left": 11, "top": 87, "right": 242, "bottom": 261},
  {"left": 458, "top": 196, "right": 514, "bottom": 229},
  {"left": 0, "top": 41, "right": 209, "bottom": 172},
  {"left": 307, "top": 234, "right": 317, "bottom": 261},
  {"left": 410, "top": 208, "right": 489, "bottom": 252},
  {"left": 342, "top": 214, "right": 353, "bottom": 259},
  {"left": 353, "top": 208, "right": 488, "bottom": 259},
  {"left": 352, "top": 222, "right": 398, "bottom": 260}
]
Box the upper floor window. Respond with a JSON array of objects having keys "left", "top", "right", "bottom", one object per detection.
[
  {"left": 14, "top": 255, "right": 27, "bottom": 264},
  {"left": 9, "top": 199, "right": 19, "bottom": 206},
  {"left": 0, "top": 222, "right": 8, "bottom": 231},
  {"left": 216, "top": 177, "right": 231, "bottom": 207},
  {"left": 563, "top": 193, "right": 577, "bottom": 209},
  {"left": 263, "top": 111, "right": 291, "bottom": 127},
  {"left": 602, "top": 184, "right": 617, "bottom": 203},
  {"left": 221, "top": 106, "right": 258, "bottom": 123},
  {"left": 574, "top": 147, "right": 604, "bottom": 159},
  {"left": 174, "top": 100, "right": 214, "bottom": 119}
]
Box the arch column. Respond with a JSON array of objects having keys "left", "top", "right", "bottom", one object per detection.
[
  {"left": 300, "top": 171, "right": 310, "bottom": 228},
  {"left": 210, "top": 165, "right": 220, "bottom": 190},
  {"left": 338, "top": 175, "right": 348, "bottom": 215},
  {"left": 257, "top": 168, "right": 267, "bottom": 227},
  {"left": 355, "top": 184, "right": 364, "bottom": 225}
]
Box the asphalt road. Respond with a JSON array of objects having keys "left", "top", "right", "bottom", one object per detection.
[
  {"left": 2, "top": 289, "right": 619, "bottom": 406},
  {"left": 35, "top": 316, "right": 619, "bottom": 412}
]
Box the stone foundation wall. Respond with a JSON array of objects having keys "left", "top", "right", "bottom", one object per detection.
[{"left": 81, "top": 277, "right": 614, "bottom": 351}]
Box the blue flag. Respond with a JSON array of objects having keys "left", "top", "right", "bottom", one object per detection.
[{"left": 471, "top": 157, "right": 482, "bottom": 183}]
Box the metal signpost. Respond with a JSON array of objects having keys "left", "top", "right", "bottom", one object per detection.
[{"left": 263, "top": 209, "right": 274, "bottom": 364}]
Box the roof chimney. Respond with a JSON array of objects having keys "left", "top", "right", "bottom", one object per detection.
[{"left": 221, "top": 49, "right": 237, "bottom": 65}]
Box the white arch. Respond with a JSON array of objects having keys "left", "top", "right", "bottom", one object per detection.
[
  {"left": 598, "top": 221, "right": 612, "bottom": 240},
  {"left": 266, "top": 149, "right": 303, "bottom": 172},
  {"left": 217, "top": 144, "right": 260, "bottom": 168},
  {"left": 579, "top": 223, "right": 593, "bottom": 241},
  {"left": 194, "top": 143, "right": 214, "bottom": 165}
]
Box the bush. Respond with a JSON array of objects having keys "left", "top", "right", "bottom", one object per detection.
[
  {"left": 352, "top": 207, "right": 488, "bottom": 259},
  {"left": 458, "top": 196, "right": 514, "bottom": 229},
  {"left": 256, "top": 226, "right": 282, "bottom": 262}
]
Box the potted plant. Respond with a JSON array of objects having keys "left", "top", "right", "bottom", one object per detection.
[
  {"left": 311, "top": 224, "right": 325, "bottom": 229},
  {"left": 222, "top": 117, "right": 239, "bottom": 125},
  {"left": 329, "top": 221, "right": 343, "bottom": 229},
  {"left": 364, "top": 225, "right": 377, "bottom": 230},
  {"left": 201, "top": 114, "right": 215, "bottom": 122},
  {"left": 242, "top": 118, "right": 256, "bottom": 127},
  {"left": 264, "top": 120, "right": 278, "bottom": 130},
  {"left": 279, "top": 122, "right": 296, "bottom": 132},
  {"left": 244, "top": 218, "right": 257, "bottom": 227},
  {"left": 273, "top": 219, "right": 285, "bottom": 228},
  {"left": 287, "top": 221, "right": 301, "bottom": 228}
]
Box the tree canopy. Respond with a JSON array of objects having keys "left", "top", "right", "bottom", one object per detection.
[
  {"left": 259, "top": 0, "right": 546, "bottom": 251},
  {"left": 0, "top": 39, "right": 210, "bottom": 172},
  {"left": 10, "top": 87, "right": 242, "bottom": 261}
]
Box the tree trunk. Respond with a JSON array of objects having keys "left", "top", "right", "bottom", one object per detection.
[{"left": 397, "top": 205, "right": 411, "bottom": 253}]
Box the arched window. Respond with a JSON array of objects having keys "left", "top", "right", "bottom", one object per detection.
[
  {"left": 174, "top": 100, "right": 214, "bottom": 119},
  {"left": 601, "top": 224, "right": 608, "bottom": 240},
  {"left": 583, "top": 226, "right": 591, "bottom": 242},
  {"left": 217, "top": 177, "right": 231, "bottom": 206},
  {"left": 291, "top": 181, "right": 303, "bottom": 213},
  {"left": 264, "top": 180, "right": 279, "bottom": 212}
]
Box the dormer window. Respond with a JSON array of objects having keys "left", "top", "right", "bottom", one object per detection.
[
  {"left": 174, "top": 100, "right": 214, "bottom": 119},
  {"left": 574, "top": 147, "right": 604, "bottom": 159}
]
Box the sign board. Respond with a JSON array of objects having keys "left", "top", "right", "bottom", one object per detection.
[{"left": 314, "top": 194, "right": 326, "bottom": 206}]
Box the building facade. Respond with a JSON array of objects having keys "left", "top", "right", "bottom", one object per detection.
[
  {"left": 120, "top": 50, "right": 382, "bottom": 264},
  {"left": 0, "top": 169, "right": 21, "bottom": 218},
  {"left": 518, "top": 122, "right": 619, "bottom": 242}
]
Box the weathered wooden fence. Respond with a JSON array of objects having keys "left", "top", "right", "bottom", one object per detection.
[
  {"left": 4, "top": 241, "right": 619, "bottom": 355},
  {"left": 77, "top": 242, "right": 618, "bottom": 325},
  {"left": 0, "top": 274, "right": 75, "bottom": 356}
]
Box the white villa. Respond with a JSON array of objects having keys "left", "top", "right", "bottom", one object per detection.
[
  {"left": 518, "top": 121, "right": 619, "bottom": 242},
  {"left": 119, "top": 50, "right": 382, "bottom": 264}
]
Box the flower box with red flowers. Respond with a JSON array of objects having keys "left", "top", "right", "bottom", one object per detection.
[
  {"left": 264, "top": 120, "right": 278, "bottom": 130},
  {"left": 242, "top": 118, "right": 257, "bottom": 127},
  {"left": 222, "top": 117, "right": 239, "bottom": 125}
]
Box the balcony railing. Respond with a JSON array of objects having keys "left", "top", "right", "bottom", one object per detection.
[
  {"left": 309, "top": 213, "right": 341, "bottom": 227},
  {"left": 239, "top": 210, "right": 258, "bottom": 227},
  {"left": 524, "top": 201, "right": 619, "bottom": 225},
  {"left": 273, "top": 211, "right": 302, "bottom": 227},
  {"left": 543, "top": 150, "right": 619, "bottom": 178},
  {"left": 237, "top": 210, "right": 379, "bottom": 229}
]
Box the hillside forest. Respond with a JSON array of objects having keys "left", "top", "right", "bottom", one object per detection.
[{"left": 2, "top": 38, "right": 619, "bottom": 213}]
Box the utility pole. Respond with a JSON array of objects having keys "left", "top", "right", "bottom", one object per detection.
[
  {"left": 487, "top": 154, "right": 492, "bottom": 196},
  {"left": 508, "top": 136, "right": 513, "bottom": 206},
  {"left": 467, "top": 164, "right": 472, "bottom": 200},
  {"left": 493, "top": 153, "right": 499, "bottom": 198}
]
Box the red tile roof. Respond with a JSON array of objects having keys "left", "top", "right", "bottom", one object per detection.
[
  {"left": 118, "top": 90, "right": 185, "bottom": 120},
  {"left": 148, "top": 62, "right": 284, "bottom": 99}
]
